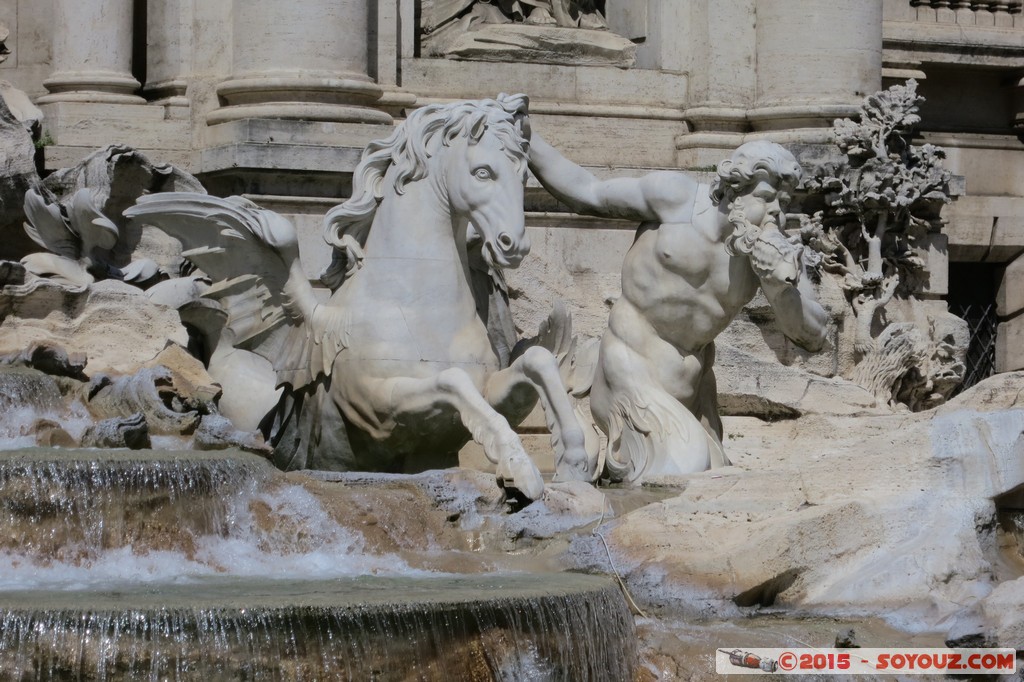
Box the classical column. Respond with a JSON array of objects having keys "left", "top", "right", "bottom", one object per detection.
[
  {"left": 207, "top": 0, "right": 391, "bottom": 125},
  {"left": 145, "top": 0, "right": 191, "bottom": 106},
  {"left": 750, "top": 0, "right": 882, "bottom": 131},
  {"left": 38, "top": 0, "right": 144, "bottom": 104}
]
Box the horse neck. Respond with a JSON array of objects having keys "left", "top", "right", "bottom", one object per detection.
[{"left": 363, "top": 177, "right": 467, "bottom": 267}]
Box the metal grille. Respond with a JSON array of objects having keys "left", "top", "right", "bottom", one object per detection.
[{"left": 950, "top": 300, "right": 997, "bottom": 392}]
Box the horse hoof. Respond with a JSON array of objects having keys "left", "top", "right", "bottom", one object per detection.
[
  {"left": 552, "top": 446, "right": 591, "bottom": 483},
  {"left": 552, "top": 446, "right": 593, "bottom": 483},
  {"left": 497, "top": 452, "right": 544, "bottom": 502}
]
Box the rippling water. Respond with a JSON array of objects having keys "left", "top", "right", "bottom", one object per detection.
[{"left": 0, "top": 448, "right": 639, "bottom": 680}]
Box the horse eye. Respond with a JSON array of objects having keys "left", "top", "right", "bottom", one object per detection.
[{"left": 473, "top": 167, "right": 493, "bottom": 180}]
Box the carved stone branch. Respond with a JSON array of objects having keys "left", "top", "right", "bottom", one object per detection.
[{"left": 851, "top": 274, "right": 898, "bottom": 355}]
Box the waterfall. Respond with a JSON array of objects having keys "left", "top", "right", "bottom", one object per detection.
[
  {"left": 0, "top": 576, "right": 636, "bottom": 681},
  {"left": 0, "top": 449, "right": 639, "bottom": 679}
]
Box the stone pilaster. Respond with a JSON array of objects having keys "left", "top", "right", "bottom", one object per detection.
[
  {"left": 38, "top": 0, "right": 144, "bottom": 104},
  {"left": 207, "top": 0, "right": 391, "bottom": 125}
]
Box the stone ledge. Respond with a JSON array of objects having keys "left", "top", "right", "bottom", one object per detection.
[
  {"left": 38, "top": 102, "right": 191, "bottom": 161},
  {"left": 44, "top": 146, "right": 194, "bottom": 174},
  {"left": 198, "top": 143, "right": 365, "bottom": 176},
  {"left": 946, "top": 196, "right": 1024, "bottom": 262},
  {"left": 884, "top": 20, "right": 1024, "bottom": 67},
  {"left": 401, "top": 58, "right": 687, "bottom": 109},
  {"left": 204, "top": 118, "right": 395, "bottom": 149}
]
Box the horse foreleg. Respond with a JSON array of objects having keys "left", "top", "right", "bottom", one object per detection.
[
  {"left": 383, "top": 368, "right": 545, "bottom": 501},
  {"left": 485, "top": 346, "right": 595, "bottom": 483}
]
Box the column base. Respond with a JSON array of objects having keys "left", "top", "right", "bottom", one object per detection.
[
  {"left": 747, "top": 102, "right": 861, "bottom": 131},
  {"left": 198, "top": 118, "right": 397, "bottom": 196},
  {"left": 143, "top": 78, "right": 189, "bottom": 108},
  {"left": 37, "top": 102, "right": 192, "bottom": 173},
  {"left": 38, "top": 72, "right": 145, "bottom": 105},
  {"left": 207, "top": 76, "right": 392, "bottom": 125},
  {"left": 376, "top": 88, "right": 418, "bottom": 118},
  {"left": 675, "top": 128, "right": 843, "bottom": 168},
  {"left": 682, "top": 106, "right": 749, "bottom": 134}
]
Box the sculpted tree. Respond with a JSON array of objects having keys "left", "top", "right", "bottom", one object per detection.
[{"left": 803, "top": 80, "right": 964, "bottom": 410}]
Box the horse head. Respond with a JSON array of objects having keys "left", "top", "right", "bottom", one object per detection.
[
  {"left": 435, "top": 99, "right": 532, "bottom": 269},
  {"left": 321, "top": 94, "right": 532, "bottom": 287}
]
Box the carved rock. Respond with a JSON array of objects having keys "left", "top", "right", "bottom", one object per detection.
[
  {"left": 0, "top": 260, "right": 25, "bottom": 286},
  {"left": 0, "top": 341, "right": 88, "bottom": 381},
  {"left": 28, "top": 418, "right": 78, "bottom": 448},
  {"left": 86, "top": 367, "right": 202, "bottom": 436},
  {"left": 948, "top": 577, "right": 1024, "bottom": 650},
  {"left": 193, "top": 414, "right": 271, "bottom": 456},
  {"left": 40, "top": 145, "right": 205, "bottom": 268},
  {"left": 0, "top": 92, "right": 40, "bottom": 262},
  {"left": 580, "top": 374, "right": 1024, "bottom": 632},
  {"left": 80, "top": 412, "right": 151, "bottom": 449},
  {"left": 143, "top": 343, "right": 222, "bottom": 410},
  {"left": 715, "top": 344, "right": 880, "bottom": 419},
  {"left": 0, "top": 366, "right": 65, "bottom": 419},
  {"left": 0, "top": 279, "right": 189, "bottom": 375}
]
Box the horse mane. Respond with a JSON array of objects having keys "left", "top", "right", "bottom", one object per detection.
[{"left": 320, "top": 93, "right": 531, "bottom": 290}]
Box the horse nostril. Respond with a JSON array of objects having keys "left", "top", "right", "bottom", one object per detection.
[{"left": 497, "top": 233, "right": 514, "bottom": 251}]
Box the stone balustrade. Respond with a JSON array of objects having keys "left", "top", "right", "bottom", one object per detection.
[{"left": 909, "top": 0, "right": 1022, "bottom": 26}]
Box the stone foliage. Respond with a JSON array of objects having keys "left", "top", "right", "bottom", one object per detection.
[{"left": 802, "top": 80, "right": 965, "bottom": 411}]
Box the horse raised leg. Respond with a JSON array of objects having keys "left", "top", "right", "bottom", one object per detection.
[
  {"left": 484, "top": 345, "right": 594, "bottom": 482},
  {"left": 352, "top": 368, "right": 546, "bottom": 501}
]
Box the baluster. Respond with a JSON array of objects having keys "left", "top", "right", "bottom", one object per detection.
[
  {"left": 934, "top": 0, "right": 957, "bottom": 22},
  {"left": 953, "top": 0, "right": 976, "bottom": 23},
  {"left": 972, "top": 1, "right": 996, "bottom": 26},
  {"left": 912, "top": 0, "right": 939, "bottom": 22},
  {"left": 992, "top": 1, "right": 1014, "bottom": 26},
  {"left": 1009, "top": 0, "right": 1023, "bottom": 27}
]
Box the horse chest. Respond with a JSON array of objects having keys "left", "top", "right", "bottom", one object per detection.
[{"left": 338, "top": 269, "right": 495, "bottom": 366}]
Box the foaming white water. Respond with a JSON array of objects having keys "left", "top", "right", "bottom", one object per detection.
[
  {"left": 0, "top": 405, "right": 94, "bottom": 448},
  {"left": 0, "top": 480, "right": 424, "bottom": 591},
  {"left": 196, "top": 481, "right": 426, "bottom": 579}
]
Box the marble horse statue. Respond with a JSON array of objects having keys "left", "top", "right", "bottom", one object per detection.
[{"left": 125, "top": 95, "right": 592, "bottom": 501}]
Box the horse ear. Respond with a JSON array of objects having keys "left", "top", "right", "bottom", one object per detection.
[
  {"left": 497, "top": 92, "right": 530, "bottom": 116},
  {"left": 468, "top": 112, "right": 487, "bottom": 142},
  {"left": 515, "top": 114, "right": 532, "bottom": 142},
  {"left": 497, "top": 92, "right": 531, "bottom": 141}
]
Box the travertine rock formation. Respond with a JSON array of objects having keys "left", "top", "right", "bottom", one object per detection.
[{"left": 572, "top": 372, "right": 1024, "bottom": 641}]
